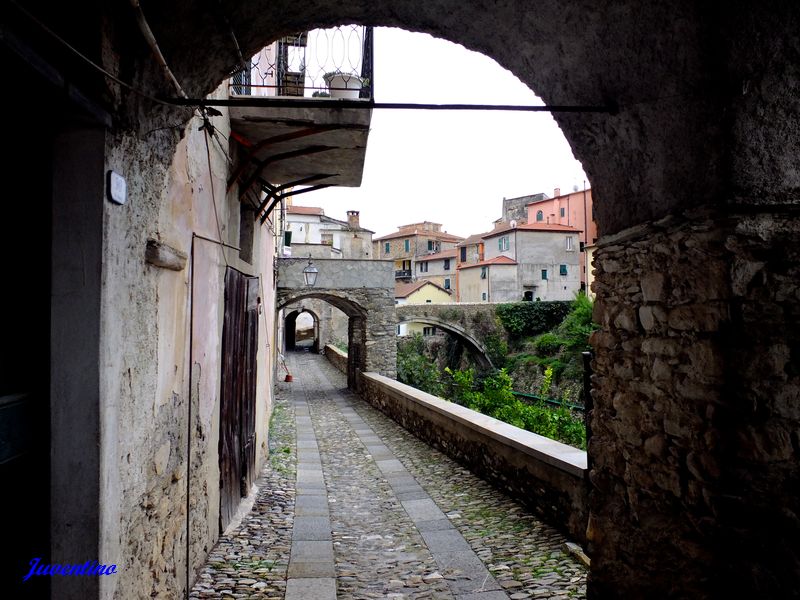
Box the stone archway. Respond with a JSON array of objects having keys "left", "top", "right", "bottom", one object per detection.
[
  {"left": 38, "top": 2, "right": 800, "bottom": 597},
  {"left": 397, "top": 317, "right": 494, "bottom": 371},
  {"left": 278, "top": 287, "right": 396, "bottom": 389}
]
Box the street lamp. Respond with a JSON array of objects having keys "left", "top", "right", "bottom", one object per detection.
[{"left": 302, "top": 256, "right": 318, "bottom": 287}]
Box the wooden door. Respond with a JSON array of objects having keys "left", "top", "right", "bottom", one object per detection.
[{"left": 219, "top": 268, "right": 259, "bottom": 531}]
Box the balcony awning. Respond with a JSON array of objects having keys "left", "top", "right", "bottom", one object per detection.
[{"left": 229, "top": 99, "right": 372, "bottom": 188}]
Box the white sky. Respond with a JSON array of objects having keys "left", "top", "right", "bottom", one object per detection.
[{"left": 293, "top": 27, "right": 588, "bottom": 239}]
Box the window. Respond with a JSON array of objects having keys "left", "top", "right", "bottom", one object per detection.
[
  {"left": 480, "top": 266, "right": 487, "bottom": 279},
  {"left": 560, "top": 264, "right": 568, "bottom": 276},
  {"left": 427, "top": 240, "right": 434, "bottom": 251},
  {"left": 498, "top": 236, "right": 509, "bottom": 251},
  {"left": 560, "top": 207, "right": 566, "bottom": 218},
  {"left": 541, "top": 269, "right": 548, "bottom": 280},
  {"left": 460, "top": 247, "right": 467, "bottom": 262},
  {"left": 523, "top": 291, "right": 533, "bottom": 301},
  {"left": 566, "top": 236, "right": 574, "bottom": 251},
  {"left": 419, "top": 261, "right": 428, "bottom": 273},
  {"left": 404, "top": 239, "right": 410, "bottom": 252},
  {"left": 481, "top": 292, "right": 487, "bottom": 301},
  {"left": 536, "top": 210, "right": 544, "bottom": 222},
  {"left": 423, "top": 326, "right": 437, "bottom": 336},
  {"left": 396, "top": 325, "right": 401, "bottom": 334},
  {"left": 444, "top": 278, "right": 451, "bottom": 289},
  {"left": 321, "top": 233, "right": 333, "bottom": 246},
  {"left": 384, "top": 242, "right": 390, "bottom": 254},
  {"left": 426, "top": 299, "right": 432, "bottom": 303},
  {"left": 444, "top": 258, "right": 450, "bottom": 270}
]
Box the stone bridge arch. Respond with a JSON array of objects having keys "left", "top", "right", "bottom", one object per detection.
[{"left": 396, "top": 314, "right": 494, "bottom": 371}]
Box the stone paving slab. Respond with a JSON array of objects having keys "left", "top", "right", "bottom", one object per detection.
[
  {"left": 402, "top": 498, "right": 449, "bottom": 523},
  {"left": 422, "top": 529, "right": 473, "bottom": 553},
  {"left": 293, "top": 516, "right": 332, "bottom": 541},
  {"left": 285, "top": 577, "right": 336, "bottom": 600}
]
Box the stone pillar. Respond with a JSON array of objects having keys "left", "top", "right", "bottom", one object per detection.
[
  {"left": 363, "top": 290, "right": 397, "bottom": 380},
  {"left": 588, "top": 207, "right": 800, "bottom": 598},
  {"left": 347, "top": 316, "right": 366, "bottom": 390}
]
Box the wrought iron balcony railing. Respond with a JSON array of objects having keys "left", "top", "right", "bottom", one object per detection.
[
  {"left": 395, "top": 270, "right": 412, "bottom": 279},
  {"left": 230, "top": 26, "right": 374, "bottom": 100}
]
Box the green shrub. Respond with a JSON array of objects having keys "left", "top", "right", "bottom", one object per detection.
[
  {"left": 556, "top": 291, "right": 598, "bottom": 352},
  {"left": 442, "top": 367, "right": 586, "bottom": 449},
  {"left": 397, "top": 334, "right": 443, "bottom": 396},
  {"left": 533, "top": 332, "right": 565, "bottom": 355},
  {"left": 484, "top": 333, "right": 508, "bottom": 367},
  {"left": 495, "top": 301, "right": 572, "bottom": 338}
]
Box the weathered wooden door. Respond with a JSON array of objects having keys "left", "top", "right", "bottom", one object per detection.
[{"left": 219, "top": 268, "right": 259, "bottom": 531}]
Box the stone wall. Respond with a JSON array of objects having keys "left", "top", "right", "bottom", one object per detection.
[
  {"left": 360, "top": 373, "right": 589, "bottom": 543},
  {"left": 589, "top": 206, "right": 800, "bottom": 598},
  {"left": 324, "top": 344, "right": 348, "bottom": 374}
]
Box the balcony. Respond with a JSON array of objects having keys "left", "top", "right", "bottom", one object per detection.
[
  {"left": 228, "top": 26, "right": 374, "bottom": 190},
  {"left": 395, "top": 269, "right": 412, "bottom": 279}
]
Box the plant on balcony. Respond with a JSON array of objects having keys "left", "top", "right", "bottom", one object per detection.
[{"left": 323, "top": 70, "right": 364, "bottom": 99}]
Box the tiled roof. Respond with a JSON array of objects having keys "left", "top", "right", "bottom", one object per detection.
[
  {"left": 287, "top": 206, "right": 324, "bottom": 215},
  {"left": 457, "top": 232, "right": 491, "bottom": 246},
  {"left": 374, "top": 230, "right": 465, "bottom": 242},
  {"left": 458, "top": 255, "right": 518, "bottom": 269},
  {"left": 395, "top": 280, "right": 451, "bottom": 298},
  {"left": 415, "top": 249, "right": 458, "bottom": 262},
  {"left": 482, "top": 222, "right": 582, "bottom": 238}
]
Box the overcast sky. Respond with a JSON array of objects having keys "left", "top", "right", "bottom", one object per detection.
[{"left": 294, "top": 27, "right": 588, "bottom": 239}]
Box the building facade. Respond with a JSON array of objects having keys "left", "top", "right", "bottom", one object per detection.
[
  {"left": 373, "top": 221, "right": 464, "bottom": 282},
  {"left": 524, "top": 187, "right": 596, "bottom": 288},
  {"left": 458, "top": 223, "right": 582, "bottom": 302},
  {"left": 414, "top": 249, "right": 457, "bottom": 292}
]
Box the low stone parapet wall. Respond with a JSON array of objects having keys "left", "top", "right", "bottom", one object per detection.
[
  {"left": 324, "top": 344, "right": 348, "bottom": 374},
  {"left": 359, "top": 372, "right": 589, "bottom": 544}
]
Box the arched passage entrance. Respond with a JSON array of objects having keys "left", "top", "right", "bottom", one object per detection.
[
  {"left": 32, "top": 2, "right": 800, "bottom": 598},
  {"left": 284, "top": 307, "right": 320, "bottom": 352}
]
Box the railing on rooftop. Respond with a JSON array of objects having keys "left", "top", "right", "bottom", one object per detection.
[{"left": 230, "top": 25, "right": 374, "bottom": 100}]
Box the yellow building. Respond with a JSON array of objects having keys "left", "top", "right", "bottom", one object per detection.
[{"left": 395, "top": 280, "right": 453, "bottom": 336}]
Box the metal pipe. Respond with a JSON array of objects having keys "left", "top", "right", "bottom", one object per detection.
[
  {"left": 129, "top": 0, "right": 188, "bottom": 99},
  {"left": 167, "top": 97, "right": 617, "bottom": 113}
]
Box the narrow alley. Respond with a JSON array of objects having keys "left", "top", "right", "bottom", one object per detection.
[{"left": 190, "top": 353, "right": 587, "bottom": 599}]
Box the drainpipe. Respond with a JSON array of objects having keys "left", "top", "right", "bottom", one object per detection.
[{"left": 583, "top": 181, "right": 589, "bottom": 246}]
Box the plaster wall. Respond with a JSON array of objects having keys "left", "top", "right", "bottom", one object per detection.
[
  {"left": 96, "top": 89, "right": 277, "bottom": 598},
  {"left": 515, "top": 231, "right": 581, "bottom": 301},
  {"left": 458, "top": 267, "right": 490, "bottom": 303}
]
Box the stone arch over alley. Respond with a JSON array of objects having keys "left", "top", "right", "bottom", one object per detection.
[
  {"left": 277, "top": 258, "right": 397, "bottom": 389},
  {"left": 8, "top": 1, "right": 798, "bottom": 598}
]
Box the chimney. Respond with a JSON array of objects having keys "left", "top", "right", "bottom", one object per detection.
[
  {"left": 347, "top": 210, "right": 360, "bottom": 229},
  {"left": 554, "top": 187, "right": 561, "bottom": 197}
]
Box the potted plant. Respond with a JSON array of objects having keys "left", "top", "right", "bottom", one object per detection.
[{"left": 323, "top": 70, "right": 364, "bottom": 99}]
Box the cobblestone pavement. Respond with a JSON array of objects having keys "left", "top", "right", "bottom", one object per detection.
[{"left": 192, "top": 352, "right": 587, "bottom": 599}]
